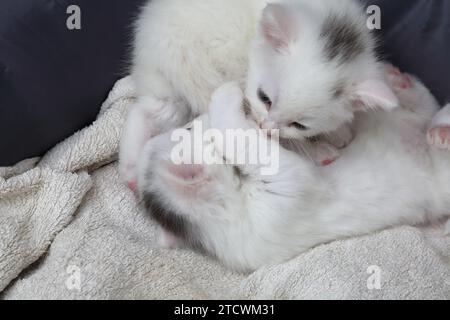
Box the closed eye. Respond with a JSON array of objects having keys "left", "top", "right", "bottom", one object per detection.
[
  {"left": 184, "top": 122, "right": 193, "bottom": 131},
  {"left": 257, "top": 88, "right": 272, "bottom": 109},
  {"left": 289, "top": 122, "right": 309, "bottom": 131}
]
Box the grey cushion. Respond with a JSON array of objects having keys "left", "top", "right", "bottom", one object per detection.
[{"left": 0, "top": 0, "right": 145, "bottom": 166}]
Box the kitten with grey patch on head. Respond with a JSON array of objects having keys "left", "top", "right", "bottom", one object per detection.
[{"left": 120, "top": 0, "right": 398, "bottom": 190}]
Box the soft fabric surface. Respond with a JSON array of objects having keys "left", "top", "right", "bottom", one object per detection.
[
  {"left": 0, "top": 166, "right": 91, "bottom": 293},
  {"left": 1, "top": 78, "right": 449, "bottom": 300}
]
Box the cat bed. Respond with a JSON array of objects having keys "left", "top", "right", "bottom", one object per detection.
[{"left": 1, "top": 77, "right": 449, "bottom": 299}]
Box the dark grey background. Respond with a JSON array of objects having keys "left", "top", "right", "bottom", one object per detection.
[
  {"left": 0, "top": 0, "right": 145, "bottom": 166},
  {"left": 368, "top": 0, "right": 449, "bottom": 105},
  {"left": 0, "top": 0, "right": 449, "bottom": 166}
]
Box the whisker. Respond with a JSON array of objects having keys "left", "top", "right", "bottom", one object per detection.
[{"left": 295, "top": 138, "right": 315, "bottom": 163}]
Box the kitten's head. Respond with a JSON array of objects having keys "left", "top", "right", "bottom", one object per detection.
[{"left": 246, "top": 3, "right": 398, "bottom": 140}]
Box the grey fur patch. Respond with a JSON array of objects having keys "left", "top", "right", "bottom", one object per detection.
[
  {"left": 320, "top": 14, "right": 365, "bottom": 64},
  {"left": 332, "top": 81, "right": 346, "bottom": 99},
  {"left": 242, "top": 98, "right": 252, "bottom": 117},
  {"left": 142, "top": 191, "right": 205, "bottom": 253},
  {"left": 233, "top": 166, "right": 249, "bottom": 185}
]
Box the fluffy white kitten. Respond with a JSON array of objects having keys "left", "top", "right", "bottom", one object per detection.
[
  {"left": 121, "top": 0, "right": 399, "bottom": 190},
  {"left": 137, "top": 68, "right": 450, "bottom": 271}
]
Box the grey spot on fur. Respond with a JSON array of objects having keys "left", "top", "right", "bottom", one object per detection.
[
  {"left": 242, "top": 99, "right": 252, "bottom": 117},
  {"left": 142, "top": 191, "right": 205, "bottom": 253},
  {"left": 233, "top": 166, "right": 249, "bottom": 185},
  {"left": 332, "top": 81, "right": 346, "bottom": 99},
  {"left": 142, "top": 191, "right": 188, "bottom": 238},
  {"left": 320, "top": 14, "right": 365, "bottom": 64}
]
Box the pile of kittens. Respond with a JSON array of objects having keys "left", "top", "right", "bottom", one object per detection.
[{"left": 120, "top": 0, "right": 450, "bottom": 271}]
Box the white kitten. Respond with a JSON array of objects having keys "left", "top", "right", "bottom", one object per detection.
[
  {"left": 137, "top": 69, "right": 450, "bottom": 271},
  {"left": 120, "top": 0, "right": 398, "bottom": 190}
]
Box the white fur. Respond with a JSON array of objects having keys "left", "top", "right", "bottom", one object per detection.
[
  {"left": 120, "top": 0, "right": 397, "bottom": 186},
  {"left": 138, "top": 75, "right": 450, "bottom": 271}
]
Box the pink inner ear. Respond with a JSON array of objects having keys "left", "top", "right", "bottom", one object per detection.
[
  {"left": 354, "top": 79, "right": 399, "bottom": 110},
  {"left": 261, "top": 4, "right": 297, "bottom": 53}
]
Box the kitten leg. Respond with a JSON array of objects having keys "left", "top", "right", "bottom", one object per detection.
[
  {"left": 445, "top": 219, "right": 450, "bottom": 236},
  {"left": 427, "top": 104, "right": 450, "bottom": 151},
  {"left": 120, "top": 101, "right": 151, "bottom": 192},
  {"left": 209, "top": 82, "right": 258, "bottom": 161},
  {"left": 119, "top": 96, "right": 190, "bottom": 192},
  {"left": 209, "top": 82, "right": 280, "bottom": 176},
  {"left": 385, "top": 64, "right": 413, "bottom": 90},
  {"left": 385, "top": 64, "right": 440, "bottom": 118},
  {"left": 313, "top": 123, "right": 354, "bottom": 167},
  {"left": 384, "top": 64, "right": 448, "bottom": 150},
  {"left": 158, "top": 227, "right": 180, "bottom": 249},
  {"left": 209, "top": 82, "right": 257, "bottom": 132}
]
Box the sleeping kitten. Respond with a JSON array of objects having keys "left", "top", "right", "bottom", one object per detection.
[
  {"left": 137, "top": 69, "right": 450, "bottom": 271},
  {"left": 121, "top": 0, "right": 398, "bottom": 190}
]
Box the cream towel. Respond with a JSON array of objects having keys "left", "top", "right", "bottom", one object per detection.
[{"left": 1, "top": 77, "right": 449, "bottom": 299}]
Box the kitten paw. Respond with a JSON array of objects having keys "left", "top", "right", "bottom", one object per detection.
[
  {"left": 427, "top": 127, "right": 450, "bottom": 151},
  {"left": 325, "top": 125, "right": 354, "bottom": 149},
  {"left": 384, "top": 63, "right": 436, "bottom": 113},
  {"left": 311, "top": 142, "right": 341, "bottom": 167},
  {"left": 385, "top": 64, "right": 413, "bottom": 91},
  {"left": 210, "top": 82, "right": 256, "bottom": 132},
  {"left": 119, "top": 162, "right": 138, "bottom": 193},
  {"left": 127, "top": 181, "right": 137, "bottom": 193},
  {"left": 158, "top": 229, "right": 180, "bottom": 249},
  {"left": 210, "top": 82, "right": 244, "bottom": 111}
]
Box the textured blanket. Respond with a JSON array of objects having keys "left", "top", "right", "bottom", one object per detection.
[{"left": 1, "top": 77, "right": 449, "bottom": 300}]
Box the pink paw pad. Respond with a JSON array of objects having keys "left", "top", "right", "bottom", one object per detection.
[
  {"left": 389, "top": 70, "right": 412, "bottom": 90},
  {"left": 320, "top": 159, "right": 335, "bottom": 166},
  {"left": 127, "top": 181, "right": 137, "bottom": 193},
  {"left": 169, "top": 164, "right": 204, "bottom": 181},
  {"left": 397, "top": 74, "right": 413, "bottom": 90},
  {"left": 427, "top": 126, "right": 450, "bottom": 150},
  {"left": 312, "top": 143, "right": 340, "bottom": 167},
  {"left": 387, "top": 66, "right": 402, "bottom": 76}
]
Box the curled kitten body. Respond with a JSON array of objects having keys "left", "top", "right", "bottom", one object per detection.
[{"left": 138, "top": 79, "right": 449, "bottom": 271}]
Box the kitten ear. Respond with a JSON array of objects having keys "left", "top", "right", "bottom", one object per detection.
[
  {"left": 351, "top": 79, "right": 399, "bottom": 111},
  {"left": 168, "top": 164, "right": 204, "bottom": 181},
  {"left": 260, "top": 4, "right": 298, "bottom": 53}
]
